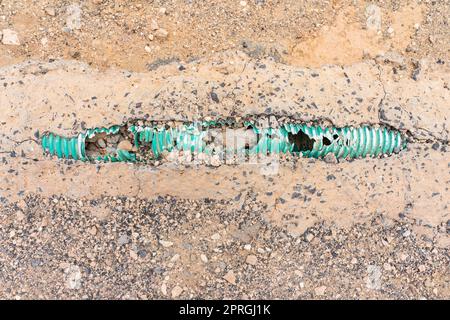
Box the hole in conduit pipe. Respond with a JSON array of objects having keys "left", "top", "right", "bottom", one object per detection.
[
  {"left": 40, "top": 119, "right": 408, "bottom": 163},
  {"left": 287, "top": 131, "right": 315, "bottom": 152}
]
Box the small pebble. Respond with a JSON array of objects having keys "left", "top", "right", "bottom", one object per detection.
[
  {"left": 159, "top": 240, "right": 174, "bottom": 248},
  {"left": 211, "top": 233, "right": 221, "bottom": 240},
  {"left": 246, "top": 255, "right": 257, "bottom": 265},
  {"left": 45, "top": 7, "right": 56, "bottom": 16},
  {"left": 223, "top": 270, "right": 236, "bottom": 285},
  {"left": 97, "top": 138, "right": 106, "bottom": 148},
  {"left": 117, "top": 234, "right": 129, "bottom": 246},
  {"left": 117, "top": 140, "right": 133, "bottom": 151},
  {"left": 15, "top": 211, "right": 25, "bottom": 221},
  {"left": 171, "top": 285, "right": 183, "bottom": 298},
  {"left": 161, "top": 283, "right": 167, "bottom": 295},
  {"left": 1, "top": 29, "right": 20, "bottom": 45},
  {"left": 315, "top": 286, "right": 327, "bottom": 296},
  {"left": 151, "top": 20, "right": 159, "bottom": 31},
  {"left": 88, "top": 226, "right": 97, "bottom": 236},
  {"left": 155, "top": 28, "right": 169, "bottom": 39},
  {"left": 129, "top": 250, "right": 138, "bottom": 260}
]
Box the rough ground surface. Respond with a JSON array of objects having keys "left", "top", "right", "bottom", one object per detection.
[{"left": 0, "top": 0, "right": 449, "bottom": 299}]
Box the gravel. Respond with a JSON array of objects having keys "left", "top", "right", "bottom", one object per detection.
[
  {"left": 1, "top": 29, "right": 20, "bottom": 45},
  {"left": 0, "top": 194, "right": 447, "bottom": 299}
]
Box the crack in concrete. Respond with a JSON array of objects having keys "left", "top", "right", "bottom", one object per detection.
[{"left": 374, "top": 61, "right": 448, "bottom": 145}]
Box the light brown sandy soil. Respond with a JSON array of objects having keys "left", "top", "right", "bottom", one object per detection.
[
  {"left": 1, "top": 0, "right": 449, "bottom": 70},
  {"left": 0, "top": 0, "right": 449, "bottom": 299}
]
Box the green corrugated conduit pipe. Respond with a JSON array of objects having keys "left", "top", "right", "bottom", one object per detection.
[
  {"left": 41, "top": 125, "right": 136, "bottom": 162},
  {"left": 41, "top": 122, "right": 407, "bottom": 162}
]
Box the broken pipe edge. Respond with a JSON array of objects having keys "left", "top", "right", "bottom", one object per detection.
[{"left": 40, "top": 120, "right": 408, "bottom": 163}]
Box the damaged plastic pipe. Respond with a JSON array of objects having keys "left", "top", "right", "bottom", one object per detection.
[{"left": 41, "top": 121, "right": 407, "bottom": 163}]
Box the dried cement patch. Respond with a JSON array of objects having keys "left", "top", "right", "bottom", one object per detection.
[{"left": 0, "top": 51, "right": 449, "bottom": 239}]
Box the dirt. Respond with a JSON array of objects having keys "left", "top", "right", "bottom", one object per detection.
[
  {"left": 1, "top": 1, "right": 448, "bottom": 71},
  {"left": 0, "top": 0, "right": 449, "bottom": 299}
]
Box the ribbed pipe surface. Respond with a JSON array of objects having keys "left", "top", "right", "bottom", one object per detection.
[{"left": 42, "top": 123, "right": 407, "bottom": 162}]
